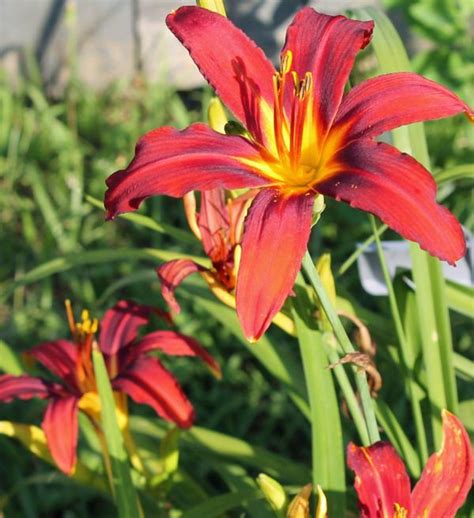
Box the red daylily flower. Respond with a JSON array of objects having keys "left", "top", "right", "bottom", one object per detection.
[
  {"left": 347, "top": 410, "right": 473, "bottom": 517},
  {"left": 158, "top": 188, "right": 252, "bottom": 313},
  {"left": 0, "top": 300, "right": 219, "bottom": 474},
  {"left": 104, "top": 6, "right": 473, "bottom": 341}
]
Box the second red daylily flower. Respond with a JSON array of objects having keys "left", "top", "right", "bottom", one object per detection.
[
  {"left": 347, "top": 410, "right": 473, "bottom": 517},
  {"left": 158, "top": 188, "right": 252, "bottom": 313},
  {"left": 104, "top": 6, "right": 473, "bottom": 341},
  {"left": 0, "top": 300, "right": 219, "bottom": 474}
]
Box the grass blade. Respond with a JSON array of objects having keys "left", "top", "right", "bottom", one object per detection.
[{"left": 92, "top": 346, "right": 142, "bottom": 518}]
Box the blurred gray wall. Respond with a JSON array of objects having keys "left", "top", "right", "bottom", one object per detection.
[{"left": 0, "top": 0, "right": 376, "bottom": 91}]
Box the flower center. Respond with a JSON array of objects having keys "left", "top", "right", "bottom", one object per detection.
[
  {"left": 65, "top": 300, "right": 98, "bottom": 393},
  {"left": 271, "top": 50, "right": 319, "bottom": 189}
]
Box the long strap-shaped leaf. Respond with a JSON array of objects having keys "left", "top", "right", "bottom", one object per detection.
[
  {"left": 292, "top": 282, "right": 346, "bottom": 516},
  {"left": 92, "top": 346, "right": 143, "bottom": 518},
  {"left": 354, "top": 7, "right": 459, "bottom": 447}
]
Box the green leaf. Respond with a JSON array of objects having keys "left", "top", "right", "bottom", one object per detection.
[
  {"left": 92, "top": 347, "right": 142, "bottom": 518},
  {"left": 179, "top": 279, "right": 310, "bottom": 419},
  {"left": 129, "top": 417, "right": 311, "bottom": 485},
  {"left": 0, "top": 340, "right": 25, "bottom": 375},
  {"left": 3, "top": 248, "right": 209, "bottom": 300},
  {"left": 181, "top": 489, "right": 263, "bottom": 518},
  {"left": 375, "top": 400, "right": 421, "bottom": 477},
  {"left": 85, "top": 195, "right": 198, "bottom": 246},
  {"left": 354, "top": 6, "right": 459, "bottom": 447},
  {"left": 445, "top": 281, "right": 474, "bottom": 318},
  {"left": 292, "top": 284, "right": 346, "bottom": 516}
]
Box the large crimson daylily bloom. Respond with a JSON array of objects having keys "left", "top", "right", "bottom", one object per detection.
[
  {"left": 104, "top": 6, "right": 473, "bottom": 341},
  {"left": 158, "top": 188, "right": 252, "bottom": 313},
  {"left": 347, "top": 410, "right": 473, "bottom": 517},
  {"left": 0, "top": 300, "right": 219, "bottom": 474}
]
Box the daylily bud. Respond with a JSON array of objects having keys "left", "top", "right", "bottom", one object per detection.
[
  {"left": 287, "top": 483, "right": 312, "bottom": 518},
  {"left": 196, "top": 0, "right": 226, "bottom": 16},
  {"left": 315, "top": 485, "right": 328, "bottom": 518},
  {"left": 316, "top": 254, "right": 336, "bottom": 308},
  {"left": 311, "top": 194, "right": 326, "bottom": 227},
  {"left": 257, "top": 473, "right": 288, "bottom": 515},
  {"left": 208, "top": 97, "right": 228, "bottom": 134}
]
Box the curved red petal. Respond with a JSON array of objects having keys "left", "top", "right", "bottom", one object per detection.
[
  {"left": 316, "top": 140, "right": 465, "bottom": 264},
  {"left": 104, "top": 124, "right": 268, "bottom": 218},
  {"left": 411, "top": 410, "right": 474, "bottom": 518},
  {"left": 29, "top": 340, "right": 78, "bottom": 390},
  {"left": 99, "top": 300, "right": 151, "bottom": 356},
  {"left": 113, "top": 357, "right": 195, "bottom": 428},
  {"left": 334, "top": 72, "right": 473, "bottom": 141},
  {"left": 42, "top": 396, "right": 79, "bottom": 475},
  {"left": 166, "top": 7, "right": 275, "bottom": 145},
  {"left": 157, "top": 259, "right": 203, "bottom": 314},
  {"left": 0, "top": 374, "right": 51, "bottom": 402},
  {"left": 199, "top": 189, "right": 230, "bottom": 263},
  {"left": 236, "top": 189, "right": 314, "bottom": 341},
  {"left": 347, "top": 441, "right": 412, "bottom": 517},
  {"left": 282, "top": 8, "right": 373, "bottom": 135},
  {"left": 123, "top": 330, "right": 221, "bottom": 378}
]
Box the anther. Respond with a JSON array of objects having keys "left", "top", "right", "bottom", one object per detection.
[{"left": 280, "top": 50, "right": 293, "bottom": 75}]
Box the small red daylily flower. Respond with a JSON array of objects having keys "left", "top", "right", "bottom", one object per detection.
[
  {"left": 158, "top": 188, "right": 252, "bottom": 313},
  {"left": 347, "top": 410, "right": 473, "bottom": 517},
  {"left": 104, "top": 7, "right": 473, "bottom": 341},
  {"left": 0, "top": 300, "right": 219, "bottom": 474}
]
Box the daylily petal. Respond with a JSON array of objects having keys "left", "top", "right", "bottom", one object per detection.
[
  {"left": 411, "top": 410, "right": 474, "bottom": 518},
  {"left": 236, "top": 188, "right": 314, "bottom": 341},
  {"left": 347, "top": 441, "right": 411, "bottom": 518},
  {"left": 157, "top": 259, "right": 203, "bottom": 314},
  {"left": 29, "top": 340, "right": 78, "bottom": 390},
  {"left": 282, "top": 8, "right": 373, "bottom": 135},
  {"left": 104, "top": 124, "right": 268, "bottom": 218},
  {"left": 112, "top": 356, "right": 194, "bottom": 428},
  {"left": 122, "top": 330, "right": 221, "bottom": 378},
  {"left": 166, "top": 6, "right": 275, "bottom": 145},
  {"left": 199, "top": 189, "right": 230, "bottom": 263},
  {"left": 334, "top": 72, "right": 473, "bottom": 141},
  {"left": 42, "top": 396, "right": 79, "bottom": 475},
  {"left": 0, "top": 374, "right": 51, "bottom": 402},
  {"left": 316, "top": 140, "right": 465, "bottom": 264},
  {"left": 99, "top": 299, "right": 150, "bottom": 356}
]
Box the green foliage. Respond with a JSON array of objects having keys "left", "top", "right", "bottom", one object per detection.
[{"left": 0, "top": 2, "right": 473, "bottom": 515}]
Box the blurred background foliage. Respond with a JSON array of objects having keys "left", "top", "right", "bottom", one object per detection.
[{"left": 0, "top": 0, "right": 473, "bottom": 515}]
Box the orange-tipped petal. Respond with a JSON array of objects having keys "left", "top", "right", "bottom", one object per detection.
[
  {"left": 104, "top": 124, "right": 267, "bottom": 218},
  {"left": 99, "top": 300, "right": 151, "bottom": 356},
  {"left": 157, "top": 259, "right": 203, "bottom": 314},
  {"left": 282, "top": 8, "right": 373, "bottom": 135},
  {"left": 411, "top": 410, "right": 474, "bottom": 518},
  {"left": 347, "top": 441, "right": 411, "bottom": 517},
  {"left": 112, "top": 356, "right": 195, "bottom": 428},
  {"left": 316, "top": 139, "right": 465, "bottom": 265},
  {"left": 121, "top": 330, "right": 221, "bottom": 379},
  {"left": 166, "top": 7, "right": 275, "bottom": 146},
  {"left": 335, "top": 72, "right": 473, "bottom": 141},
  {"left": 42, "top": 396, "right": 79, "bottom": 475},
  {"left": 236, "top": 189, "right": 314, "bottom": 341}
]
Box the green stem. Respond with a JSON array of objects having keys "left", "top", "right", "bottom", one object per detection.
[
  {"left": 302, "top": 250, "right": 380, "bottom": 445},
  {"left": 369, "top": 216, "right": 428, "bottom": 464}
]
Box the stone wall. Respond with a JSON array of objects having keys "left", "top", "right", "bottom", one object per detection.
[{"left": 0, "top": 0, "right": 376, "bottom": 91}]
